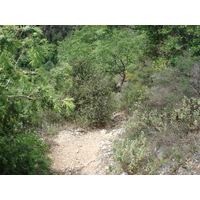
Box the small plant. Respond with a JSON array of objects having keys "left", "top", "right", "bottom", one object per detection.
[
  {"left": 171, "top": 96, "right": 200, "bottom": 131},
  {"left": 112, "top": 132, "right": 148, "bottom": 174}
]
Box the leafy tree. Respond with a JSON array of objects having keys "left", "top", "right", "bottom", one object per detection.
[
  {"left": 58, "top": 25, "right": 152, "bottom": 117},
  {"left": 93, "top": 27, "right": 149, "bottom": 87},
  {"left": 136, "top": 25, "right": 200, "bottom": 61},
  {"left": 0, "top": 25, "right": 74, "bottom": 174},
  {"left": 59, "top": 25, "right": 149, "bottom": 88},
  {"left": 0, "top": 25, "right": 74, "bottom": 135},
  {"left": 38, "top": 25, "right": 76, "bottom": 65}
]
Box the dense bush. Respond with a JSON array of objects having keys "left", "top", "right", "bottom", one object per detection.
[
  {"left": 0, "top": 133, "right": 51, "bottom": 175},
  {"left": 136, "top": 25, "right": 200, "bottom": 60},
  {"left": 71, "top": 60, "right": 115, "bottom": 126},
  {"left": 126, "top": 96, "right": 200, "bottom": 139}
]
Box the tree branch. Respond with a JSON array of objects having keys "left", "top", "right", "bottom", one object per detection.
[
  {"left": 119, "top": 59, "right": 126, "bottom": 87},
  {"left": 2, "top": 27, "right": 24, "bottom": 31},
  {"left": 15, "top": 50, "right": 24, "bottom": 68},
  {"left": 0, "top": 95, "right": 35, "bottom": 100},
  {"left": 0, "top": 95, "right": 66, "bottom": 102}
]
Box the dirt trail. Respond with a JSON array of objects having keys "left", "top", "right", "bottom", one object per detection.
[{"left": 48, "top": 112, "right": 127, "bottom": 175}]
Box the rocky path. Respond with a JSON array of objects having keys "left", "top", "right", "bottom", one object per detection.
[{"left": 48, "top": 112, "right": 127, "bottom": 175}]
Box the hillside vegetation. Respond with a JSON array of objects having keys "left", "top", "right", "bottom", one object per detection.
[{"left": 0, "top": 25, "right": 199, "bottom": 174}]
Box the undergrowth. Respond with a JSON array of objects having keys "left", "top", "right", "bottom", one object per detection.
[{"left": 111, "top": 96, "right": 200, "bottom": 175}]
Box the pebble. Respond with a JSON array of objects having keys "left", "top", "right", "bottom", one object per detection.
[
  {"left": 121, "top": 172, "right": 128, "bottom": 175},
  {"left": 76, "top": 128, "right": 85, "bottom": 132},
  {"left": 177, "top": 166, "right": 192, "bottom": 175},
  {"left": 100, "top": 129, "right": 107, "bottom": 134}
]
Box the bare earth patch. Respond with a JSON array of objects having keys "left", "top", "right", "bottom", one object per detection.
[{"left": 48, "top": 112, "right": 127, "bottom": 175}]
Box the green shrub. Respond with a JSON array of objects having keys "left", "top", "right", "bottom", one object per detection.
[
  {"left": 126, "top": 97, "right": 199, "bottom": 138},
  {"left": 112, "top": 95, "right": 200, "bottom": 174},
  {"left": 112, "top": 132, "right": 149, "bottom": 174},
  {"left": 71, "top": 60, "right": 116, "bottom": 126},
  {"left": 119, "top": 68, "right": 152, "bottom": 111},
  {"left": 171, "top": 96, "right": 200, "bottom": 131},
  {"left": 143, "top": 56, "right": 200, "bottom": 110},
  {"left": 0, "top": 133, "right": 51, "bottom": 175}
]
